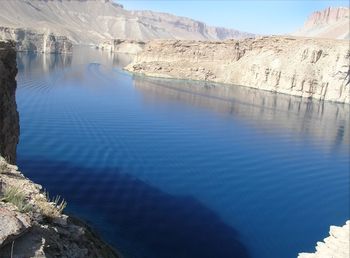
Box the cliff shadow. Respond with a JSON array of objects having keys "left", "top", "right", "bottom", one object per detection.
[{"left": 17, "top": 158, "right": 250, "bottom": 258}]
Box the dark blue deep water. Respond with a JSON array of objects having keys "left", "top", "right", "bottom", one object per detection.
[{"left": 16, "top": 48, "right": 349, "bottom": 258}]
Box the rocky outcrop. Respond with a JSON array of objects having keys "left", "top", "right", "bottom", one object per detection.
[
  {"left": 0, "top": 41, "right": 19, "bottom": 164},
  {"left": 0, "top": 27, "right": 73, "bottom": 53},
  {"left": 298, "top": 221, "right": 350, "bottom": 258},
  {"left": 97, "top": 39, "right": 146, "bottom": 54},
  {"left": 0, "top": 157, "right": 120, "bottom": 258},
  {"left": 294, "top": 7, "right": 350, "bottom": 39},
  {"left": 0, "top": 40, "right": 119, "bottom": 257},
  {"left": 125, "top": 36, "right": 350, "bottom": 103},
  {"left": 0, "top": 0, "right": 254, "bottom": 44}
]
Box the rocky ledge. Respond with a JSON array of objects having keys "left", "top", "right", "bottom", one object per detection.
[
  {"left": 0, "top": 27, "right": 72, "bottom": 54},
  {"left": 125, "top": 36, "right": 350, "bottom": 103},
  {"left": 0, "top": 157, "right": 120, "bottom": 258},
  {"left": 97, "top": 39, "right": 146, "bottom": 54},
  {"left": 298, "top": 221, "right": 350, "bottom": 258}
]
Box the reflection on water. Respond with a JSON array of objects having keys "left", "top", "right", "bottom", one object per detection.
[
  {"left": 133, "top": 76, "right": 350, "bottom": 154},
  {"left": 15, "top": 48, "right": 349, "bottom": 258},
  {"left": 17, "top": 46, "right": 133, "bottom": 78}
]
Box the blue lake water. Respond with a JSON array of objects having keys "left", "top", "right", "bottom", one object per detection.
[{"left": 16, "top": 48, "right": 349, "bottom": 258}]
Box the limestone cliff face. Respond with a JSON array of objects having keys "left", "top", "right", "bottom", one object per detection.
[
  {"left": 0, "top": 41, "right": 19, "bottom": 164},
  {"left": 294, "top": 7, "right": 349, "bottom": 39},
  {"left": 0, "top": 27, "right": 73, "bottom": 54},
  {"left": 126, "top": 36, "right": 350, "bottom": 103},
  {"left": 98, "top": 39, "right": 146, "bottom": 54},
  {"left": 298, "top": 221, "right": 350, "bottom": 258}
]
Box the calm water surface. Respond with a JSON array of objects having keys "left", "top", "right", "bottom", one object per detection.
[{"left": 16, "top": 48, "right": 349, "bottom": 258}]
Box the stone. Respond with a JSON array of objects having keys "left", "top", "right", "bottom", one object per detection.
[
  {"left": 298, "top": 221, "right": 350, "bottom": 258},
  {"left": 0, "top": 27, "right": 73, "bottom": 54},
  {"left": 294, "top": 7, "right": 350, "bottom": 39},
  {"left": 125, "top": 36, "right": 350, "bottom": 103},
  {"left": 0, "top": 203, "right": 32, "bottom": 247}
]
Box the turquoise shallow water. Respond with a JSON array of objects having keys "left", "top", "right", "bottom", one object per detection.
[{"left": 16, "top": 48, "right": 349, "bottom": 258}]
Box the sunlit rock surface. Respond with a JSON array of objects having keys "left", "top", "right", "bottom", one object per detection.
[
  {"left": 298, "top": 221, "right": 350, "bottom": 258},
  {"left": 294, "top": 7, "right": 350, "bottom": 39},
  {"left": 126, "top": 36, "right": 350, "bottom": 103},
  {"left": 0, "top": 27, "right": 72, "bottom": 53}
]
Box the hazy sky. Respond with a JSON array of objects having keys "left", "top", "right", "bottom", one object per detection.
[{"left": 116, "top": 0, "right": 349, "bottom": 35}]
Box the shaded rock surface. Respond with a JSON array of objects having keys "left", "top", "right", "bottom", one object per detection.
[
  {"left": 0, "top": 27, "right": 73, "bottom": 53},
  {"left": 125, "top": 36, "right": 350, "bottom": 103},
  {"left": 294, "top": 7, "right": 350, "bottom": 39},
  {"left": 298, "top": 221, "right": 350, "bottom": 258},
  {"left": 0, "top": 41, "right": 19, "bottom": 163}
]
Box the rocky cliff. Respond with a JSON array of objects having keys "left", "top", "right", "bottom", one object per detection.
[
  {"left": 0, "top": 41, "right": 119, "bottom": 257},
  {"left": 0, "top": 41, "right": 19, "bottom": 164},
  {"left": 98, "top": 39, "right": 146, "bottom": 54},
  {"left": 0, "top": 0, "right": 254, "bottom": 44},
  {"left": 126, "top": 36, "right": 350, "bottom": 103},
  {"left": 0, "top": 27, "right": 73, "bottom": 53},
  {"left": 298, "top": 221, "right": 350, "bottom": 258},
  {"left": 294, "top": 7, "right": 350, "bottom": 39}
]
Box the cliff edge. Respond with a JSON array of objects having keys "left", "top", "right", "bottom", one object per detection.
[
  {"left": 298, "top": 221, "right": 350, "bottom": 258},
  {"left": 0, "top": 41, "right": 19, "bottom": 164},
  {"left": 0, "top": 41, "right": 119, "bottom": 257},
  {"left": 125, "top": 36, "right": 350, "bottom": 103},
  {"left": 294, "top": 7, "right": 350, "bottom": 39}
]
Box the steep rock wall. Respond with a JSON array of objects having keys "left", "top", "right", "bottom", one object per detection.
[
  {"left": 0, "top": 41, "right": 19, "bottom": 164},
  {"left": 0, "top": 27, "right": 73, "bottom": 53},
  {"left": 126, "top": 36, "right": 350, "bottom": 103},
  {"left": 294, "top": 7, "right": 350, "bottom": 39}
]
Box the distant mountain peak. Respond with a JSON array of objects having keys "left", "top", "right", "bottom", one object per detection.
[{"left": 294, "top": 6, "right": 349, "bottom": 39}]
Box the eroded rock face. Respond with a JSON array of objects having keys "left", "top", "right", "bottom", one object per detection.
[
  {"left": 0, "top": 41, "right": 19, "bottom": 164},
  {"left": 0, "top": 157, "right": 120, "bottom": 258},
  {"left": 0, "top": 0, "right": 254, "bottom": 44},
  {"left": 294, "top": 7, "right": 350, "bottom": 39},
  {"left": 0, "top": 203, "right": 32, "bottom": 247},
  {"left": 0, "top": 27, "right": 73, "bottom": 54},
  {"left": 125, "top": 36, "right": 350, "bottom": 103},
  {"left": 298, "top": 221, "right": 350, "bottom": 258}
]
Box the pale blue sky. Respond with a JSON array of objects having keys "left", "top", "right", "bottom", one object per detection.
[{"left": 116, "top": 0, "right": 349, "bottom": 35}]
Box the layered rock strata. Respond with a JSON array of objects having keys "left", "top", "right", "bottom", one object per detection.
[
  {"left": 294, "top": 7, "right": 350, "bottom": 39},
  {"left": 0, "top": 27, "right": 73, "bottom": 53},
  {"left": 0, "top": 0, "right": 254, "bottom": 44},
  {"left": 0, "top": 41, "right": 19, "bottom": 164},
  {"left": 298, "top": 221, "right": 350, "bottom": 258},
  {"left": 126, "top": 36, "right": 350, "bottom": 103}
]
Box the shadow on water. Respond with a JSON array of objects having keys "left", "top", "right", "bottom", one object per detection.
[{"left": 17, "top": 158, "right": 250, "bottom": 258}]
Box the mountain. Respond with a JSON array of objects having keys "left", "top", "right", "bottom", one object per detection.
[
  {"left": 0, "top": 0, "right": 254, "bottom": 45},
  {"left": 294, "top": 7, "right": 349, "bottom": 39}
]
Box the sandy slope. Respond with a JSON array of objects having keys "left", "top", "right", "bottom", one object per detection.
[{"left": 0, "top": 0, "right": 254, "bottom": 44}]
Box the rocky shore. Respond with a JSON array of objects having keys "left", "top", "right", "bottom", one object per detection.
[
  {"left": 298, "top": 221, "right": 350, "bottom": 258},
  {"left": 0, "top": 41, "right": 119, "bottom": 257},
  {"left": 126, "top": 36, "right": 350, "bottom": 103},
  {"left": 0, "top": 27, "right": 72, "bottom": 54}
]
